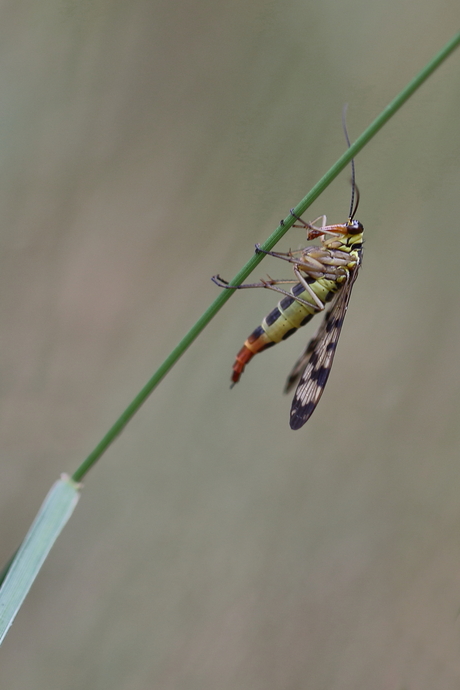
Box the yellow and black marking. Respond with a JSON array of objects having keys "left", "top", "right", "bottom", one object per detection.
[{"left": 213, "top": 213, "right": 363, "bottom": 430}]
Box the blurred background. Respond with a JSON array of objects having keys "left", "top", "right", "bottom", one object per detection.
[{"left": 0, "top": 2, "right": 459, "bottom": 688}]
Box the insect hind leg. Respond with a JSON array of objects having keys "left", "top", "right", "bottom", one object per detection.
[
  {"left": 293, "top": 266, "right": 325, "bottom": 311},
  {"left": 212, "top": 273, "right": 323, "bottom": 310},
  {"left": 212, "top": 274, "right": 296, "bottom": 292}
]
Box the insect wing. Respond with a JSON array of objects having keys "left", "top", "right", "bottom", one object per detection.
[{"left": 288, "top": 272, "right": 358, "bottom": 430}]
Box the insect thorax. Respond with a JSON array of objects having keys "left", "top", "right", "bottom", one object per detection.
[{"left": 297, "top": 240, "right": 361, "bottom": 285}]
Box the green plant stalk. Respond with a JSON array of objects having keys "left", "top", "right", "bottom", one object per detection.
[{"left": 72, "top": 31, "right": 460, "bottom": 483}]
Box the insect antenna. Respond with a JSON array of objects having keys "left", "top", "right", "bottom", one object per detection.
[{"left": 342, "top": 104, "right": 359, "bottom": 221}]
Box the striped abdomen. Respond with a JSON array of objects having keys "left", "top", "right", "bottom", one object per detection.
[{"left": 231, "top": 276, "right": 341, "bottom": 384}]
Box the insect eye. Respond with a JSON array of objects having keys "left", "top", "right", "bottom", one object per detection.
[{"left": 347, "top": 220, "right": 363, "bottom": 235}]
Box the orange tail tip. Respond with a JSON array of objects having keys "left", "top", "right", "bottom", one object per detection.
[{"left": 231, "top": 345, "right": 254, "bottom": 384}]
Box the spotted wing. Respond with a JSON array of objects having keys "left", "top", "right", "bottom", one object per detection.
[{"left": 286, "top": 271, "right": 359, "bottom": 430}]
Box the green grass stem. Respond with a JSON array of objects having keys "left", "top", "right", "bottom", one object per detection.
[{"left": 72, "top": 31, "right": 460, "bottom": 483}]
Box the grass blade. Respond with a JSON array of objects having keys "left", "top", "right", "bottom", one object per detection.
[{"left": 0, "top": 476, "right": 80, "bottom": 644}]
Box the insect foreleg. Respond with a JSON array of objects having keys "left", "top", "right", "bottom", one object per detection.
[
  {"left": 291, "top": 213, "right": 327, "bottom": 230},
  {"left": 290, "top": 211, "right": 352, "bottom": 240}
]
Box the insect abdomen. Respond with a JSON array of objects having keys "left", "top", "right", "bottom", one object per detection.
[{"left": 231, "top": 277, "right": 339, "bottom": 384}]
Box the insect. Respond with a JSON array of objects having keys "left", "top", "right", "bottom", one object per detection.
[{"left": 213, "top": 135, "right": 363, "bottom": 429}]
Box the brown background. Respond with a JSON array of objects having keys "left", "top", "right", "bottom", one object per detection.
[{"left": 0, "top": 2, "right": 459, "bottom": 689}]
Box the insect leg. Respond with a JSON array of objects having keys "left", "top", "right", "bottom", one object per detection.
[
  {"left": 212, "top": 274, "right": 323, "bottom": 310},
  {"left": 257, "top": 278, "right": 324, "bottom": 308},
  {"left": 291, "top": 212, "right": 328, "bottom": 239},
  {"left": 290, "top": 211, "right": 350, "bottom": 240},
  {"left": 291, "top": 213, "right": 327, "bottom": 230},
  {"left": 293, "top": 266, "right": 325, "bottom": 311},
  {"left": 255, "top": 244, "right": 307, "bottom": 265},
  {"left": 212, "top": 274, "right": 298, "bottom": 291}
]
